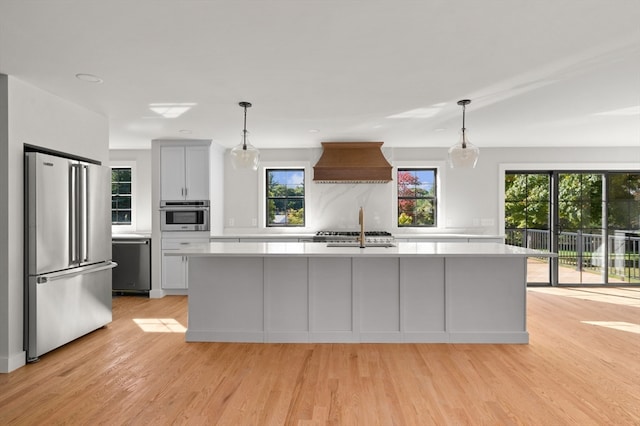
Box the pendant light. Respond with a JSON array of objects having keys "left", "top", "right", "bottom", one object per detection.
[
  {"left": 448, "top": 99, "right": 479, "bottom": 168},
  {"left": 230, "top": 101, "right": 260, "bottom": 170}
]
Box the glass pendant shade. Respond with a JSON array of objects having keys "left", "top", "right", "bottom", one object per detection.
[
  {"left": 230, "top": 132, "right": 260, "bottom": 170},
  {"left": 230, "top": 101, "right": 259, "bottom": 170},
  {"left": 448, "top": 99, "right": 479, "bottom": 168},
  {"left": 448, "top": 131, "right": 479, "bottom": 168}
]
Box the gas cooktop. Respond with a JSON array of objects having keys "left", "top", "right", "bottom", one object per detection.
[{"left": 313, "top": 230, "right": 394, "bottom": 242}]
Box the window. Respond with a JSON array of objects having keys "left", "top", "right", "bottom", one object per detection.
[
  {"left": 397, "top": 168, "right": 437, "bottom": 227},
  {"left": 111, "top": 167, "right": 132, "bottom": 225},
  {"left": 266, "top": 168, "right": 305, "bottom": 227}
]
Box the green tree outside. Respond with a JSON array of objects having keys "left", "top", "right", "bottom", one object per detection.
[{"left": 505, "top": 172, "right": 639, "bottom": 232}]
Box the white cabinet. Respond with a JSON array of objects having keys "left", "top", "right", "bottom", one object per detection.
[
  {"left": 162, "top": 253, "right": 188, "bottom": 289},
  {"left": 187, "top": 253, "right": 529, "bottom": 343},
  {"left": 160, "top": 144, "right": 210, "bottom": 200},
  {"left": 161, "top": 238, "right": 209, "bottom": 289}
]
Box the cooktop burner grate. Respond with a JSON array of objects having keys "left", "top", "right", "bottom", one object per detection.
[
  {"left": 315, "top": 231, "right": 392, "bottom": 237},
  {"left": 313, "top": 230, "right": 394, "bottom": 242}
]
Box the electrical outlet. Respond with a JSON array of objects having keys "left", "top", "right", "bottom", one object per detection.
[
  {"left": 252, "top": 218, "right": 257, "bottom": 226},
  {"left": 228, "top": 218, "right": 235, "bottom": 226}
]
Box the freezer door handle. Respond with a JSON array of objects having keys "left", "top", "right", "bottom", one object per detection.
[
  {"left": 112, "top": 240, "right": 150, "bottom": 245},
  {"left": 36, "top": 261, "right": 117, "bottom": 284},
  {"left": 69, "top": 163, "right": 79, "bottom": 264},
  {"left": 81, "top": 164, "right": 89, "bottom": 262}
]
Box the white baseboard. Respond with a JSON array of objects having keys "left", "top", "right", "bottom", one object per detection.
[{"left": 0, "top": 350, "right": 26, "bottom": 373}]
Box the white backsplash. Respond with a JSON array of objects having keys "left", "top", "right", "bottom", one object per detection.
[{"left": 311, "top": 182, "right": 391, "bottom": 230}]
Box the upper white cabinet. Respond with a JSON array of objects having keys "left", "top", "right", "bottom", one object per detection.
[{"left": 160, "top": 144, "right": 210, "bottom": 200}]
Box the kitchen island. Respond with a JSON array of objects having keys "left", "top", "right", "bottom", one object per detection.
[{"left": 170, "top": 242, "right": 553, "bottom": 344}]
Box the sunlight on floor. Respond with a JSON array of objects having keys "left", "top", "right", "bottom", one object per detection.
[
  {"left": 528, "top": 287, "right": 640, "bottom": 307},
  {"left": 133, "top": 318, "right": 187, "bottom": 333},
  {"left": 581, "top": 321, "right": 640, "bottom": 334}
]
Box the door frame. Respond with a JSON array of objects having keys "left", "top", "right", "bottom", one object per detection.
[{"left": 499, "top": 162, "right": 638, "bottom": 286}]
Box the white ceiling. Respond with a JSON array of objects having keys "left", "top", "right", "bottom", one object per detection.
[{"left": 1, "top": 1, "right": 639, "bottom": 151}]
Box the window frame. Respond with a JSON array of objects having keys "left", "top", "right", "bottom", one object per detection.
[
  {"left": 391, "top": 161, "right": 446, "bottom": 233},
  {"left": 396, "top": 167, "right": 439, "bottom": 228},
  {"left": 110, "top": 162, "right": 136, "bottom": 231},
  {"left": 258, "top": 162, "right": 311, "bottom": 231},
  {"left": 265, "top": 168, "right": 306, "bottom": 227},
  {"left": 499, "top": 162, "right": 639, "bottom": 286}
]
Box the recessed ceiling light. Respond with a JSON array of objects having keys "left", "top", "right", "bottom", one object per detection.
[
  {"left": 308, "top": 129, "right": 320, "bottom": 133},
  {"left": 75, "top": 73, "right": 103, "bottom": 83},
  {"left": 178, "top": 129, "right": 193, "bottom": 134}
]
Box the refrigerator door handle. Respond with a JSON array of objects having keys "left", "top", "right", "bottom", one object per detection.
[
  {"left": 112, "top": 240, "right": 150, "bottom": 245},
  {"left": 69, "top": 163, "right": 79, "bottom": 264},
  {"left": 81, "top": 164, "right": 89, "bottom": 262},
  {"left": 36, "top": 261, "right": 118, "bottom": 284}
]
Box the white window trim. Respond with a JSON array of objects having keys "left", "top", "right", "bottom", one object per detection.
[
  {"left": 391, "top": 161, "right": 446, "bottom": 233},
  {"left": 258, "top": 161, "right": 312, "bottom": 232},
  {"left": 110, "top": 161, "right": 137, "bottom": 233}
]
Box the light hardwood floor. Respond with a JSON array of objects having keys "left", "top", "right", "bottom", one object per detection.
[{"left": 1, "top": 288, "right": 639, "bottom": 425}]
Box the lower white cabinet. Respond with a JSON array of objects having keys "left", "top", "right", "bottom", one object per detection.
[
  {"left": 186, "top": 253, "right": 529, "bottom": 343},
  {"left": 161, "top": 238, "right": 208, "bottom": 289},
  {"left": 162, "top": 253, "right": 188, "bottom": 289}
]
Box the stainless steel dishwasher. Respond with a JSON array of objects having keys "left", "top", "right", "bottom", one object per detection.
[{"left": 112, "top": 236, "right": 151, "bottom": 294}]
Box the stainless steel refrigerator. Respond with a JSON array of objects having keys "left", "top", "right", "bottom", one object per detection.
[{"left": 25, "top": 151, "right": 116, "bottom": 362}]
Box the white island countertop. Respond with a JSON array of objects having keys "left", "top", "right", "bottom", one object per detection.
[{"left": 166, "top": 241, "right": 553, "bottom": 258}]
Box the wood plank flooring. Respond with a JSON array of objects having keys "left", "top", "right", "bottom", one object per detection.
[{"left": 1, "top": 288, "right": 639, "bottom": 425}]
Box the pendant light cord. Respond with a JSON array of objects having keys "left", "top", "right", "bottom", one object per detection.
[
  {"left": 457, "top": 99, "right": 470, "bottom": 149},
  {"left": 242, "top": 104, "right": 248, "bottom": 150},
  {"left": 461, "top": 103, "right": 467, "bottom": 149},
  {"left": 238, "top": 101, "right": 252, "bottom": 150}
]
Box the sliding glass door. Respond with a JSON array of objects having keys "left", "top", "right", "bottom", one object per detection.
[
  {"left": 505, "top": 171, "right": 639, "bottom": 286},
  {"left": 608, "top": 173, "right": 640, "bottom": 284},
  {"left": 505, "top": 173, "right": 551, "bottom": 284},
  {"left": 556, "top": 173, "right": 605, "bottom": 284}
]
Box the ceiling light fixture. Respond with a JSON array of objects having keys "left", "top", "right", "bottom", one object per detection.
[
  {"left": 230, "top": 101, "right": 260, "bottom": 170},
  {"left": 448, "top": 99, "right": 479, "bottom": 169}
]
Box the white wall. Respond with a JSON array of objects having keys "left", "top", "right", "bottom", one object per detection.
[
  {"left": 0, "top": 75, "right": 10, "bottom": 373},
  {"left": 109, "top": 149, "right": 153, "bottom": 233},
  {"left": 209, "top": 143, "right": 225, "bottom": 235},
  {"left": 224, "top": 146, "right": 640, "bottom": 236},
  {"left": 116, "top": 144, "right": 639, "bottom": 239},
  {"left": 0, "top": 75, "right": 108, "bottom": 373}
]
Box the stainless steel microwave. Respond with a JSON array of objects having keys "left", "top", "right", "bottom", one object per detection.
[{"left": 160, "top": 200, "right": 210, "bottom": 231}]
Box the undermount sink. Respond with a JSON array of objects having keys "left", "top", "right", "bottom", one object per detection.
[{"left": 326, "top": 242, "right": 396, "bottom": 248}]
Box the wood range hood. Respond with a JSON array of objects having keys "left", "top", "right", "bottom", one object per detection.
[{"left": 313, "top": 142, "right": 392, "bottom": 183}]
